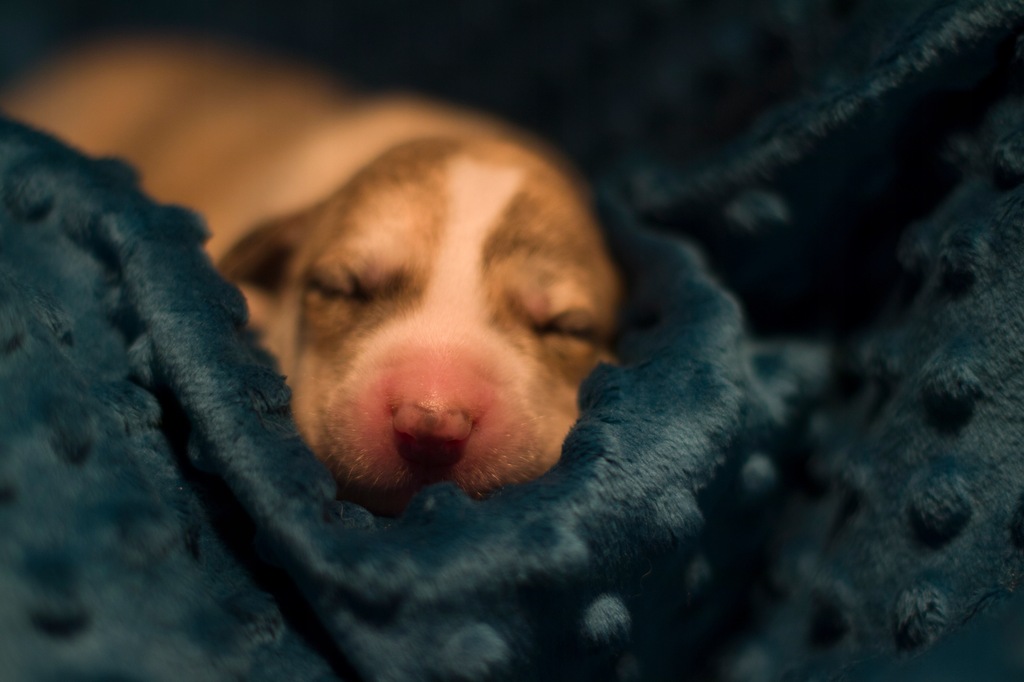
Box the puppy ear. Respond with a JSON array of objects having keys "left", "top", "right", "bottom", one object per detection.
[
  {"left": 218, "top": 212, "right": 310, "bottom": 288},
  {"left": 217, "top": 211, "right": 312, "bottom": 329}
]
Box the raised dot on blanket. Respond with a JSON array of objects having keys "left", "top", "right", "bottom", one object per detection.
[
  {"left": 893, "top": 581, "right": 948, "bottom": 651},
  {"left": 2, "top": 155, "right": 56, "bottom": 223},
  {"left": 23, "top": 552, "right": 91, "bottom": 640},
  {"left": 907, "top": 468, "right": 972, "bottom": 548},
  {"left": 439, "top": 623, "right": 511, "bottom": 681},
  {"left": 938, "top": 225, "right": 988, "bottom": 295},
  {"left": 919, "top": 345, "right": 982, "bottom": 429},
  {"left": 580, "top": 593, "right": 632, "bottom": 650},
  {"left": 740, "top": 453, "right": 778, "bottom": 503},
  {"left": 723, "top": 189, "right": 792, "bottom": 235},
  {"left": 46, "top": 397, "right": 96, "bottom": 466},
  {"left": 992, "top": 127, "right": 1024, "bottom": 189}
]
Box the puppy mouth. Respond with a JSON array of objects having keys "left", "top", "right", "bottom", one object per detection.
[
  {"left": 393, "top": 431, "right": 467, "bottom": 468},
  {"left": 388, "top": 431, "right": 493, "bottom": 495},
  {"left": 398, "top": 463, "right": 475, "bottom": 496}
]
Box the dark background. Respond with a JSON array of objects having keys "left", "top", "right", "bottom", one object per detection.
[{"left": 0, "top": 0, "right": 868, "bottom": 176}]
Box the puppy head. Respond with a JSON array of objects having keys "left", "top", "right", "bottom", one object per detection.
[{"left": 220, "top": 136, "right": 622, "bottom": 515}]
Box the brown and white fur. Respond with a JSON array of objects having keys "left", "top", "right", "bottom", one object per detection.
[{"left": 1, "top": 38, "right": 623, "bottom": 515}]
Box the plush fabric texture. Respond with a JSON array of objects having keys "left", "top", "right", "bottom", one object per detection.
[{"left": 3, "top": 0, "right": 1024, "bottom": 681}]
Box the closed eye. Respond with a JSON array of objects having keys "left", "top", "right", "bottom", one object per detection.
[
  {"left": 306, "top": 266, "right": 370, "bottom": 302},
  {"left": 536, "top": 308, "right": 598, "bottom": 343}
]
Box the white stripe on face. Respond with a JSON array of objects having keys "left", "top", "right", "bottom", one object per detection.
[{"left": 416, "top": 156, "right": 523, "bottom": 337}]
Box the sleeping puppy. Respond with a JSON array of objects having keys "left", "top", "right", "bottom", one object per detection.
[{"left": 1, "top": 38, "right": 623, "bottom": 515}]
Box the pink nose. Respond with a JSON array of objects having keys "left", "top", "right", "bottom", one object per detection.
[{"left": 392, "top": 402, "right": 473, "bottom": 466}]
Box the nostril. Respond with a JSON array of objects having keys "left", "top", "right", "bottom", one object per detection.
[
  {"left": 392, "top": 402, "right": 473, "bottom": 446},
  {"left": 392, "top": 402, "right": 471, "bottom": 467}
]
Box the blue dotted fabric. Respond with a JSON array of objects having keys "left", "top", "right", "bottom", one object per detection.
[
  {"left": 3, "top": 0, "right": 1024, "bottom": 680},
  {"left": 621, "top": 0, "right": 1024, "bottom": 679}
]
